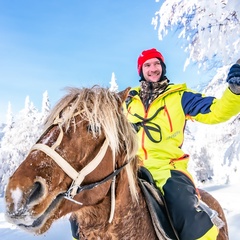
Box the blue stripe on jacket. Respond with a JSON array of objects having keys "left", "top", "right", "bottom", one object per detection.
[{"left": 182, "top": 91, "right": 215, "bottom": 116}]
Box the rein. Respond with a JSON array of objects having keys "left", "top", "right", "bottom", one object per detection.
[
  {"left": 30, "top": 117, "right": 128, "bottom": 223},
  {"left": 76, "top": 161, "right": 129, "bottom": 193}
]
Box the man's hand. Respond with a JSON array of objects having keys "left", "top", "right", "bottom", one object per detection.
[{"left": 227, "top": 60, "right": 240, "bottom": 94}]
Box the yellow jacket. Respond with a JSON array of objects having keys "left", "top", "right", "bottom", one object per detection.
[{"left": 125, "top": 83, "right": 240, "bottom": 188}]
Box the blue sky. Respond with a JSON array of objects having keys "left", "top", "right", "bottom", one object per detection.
[{"left": 0, "top": 0, "right": 213, "bottom": 123}]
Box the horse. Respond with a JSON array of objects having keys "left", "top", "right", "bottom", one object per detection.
[{"left": 5, "top": 86, "right": 228, "bottom": 239}]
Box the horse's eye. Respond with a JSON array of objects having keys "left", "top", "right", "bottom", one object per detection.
[{"left": 87, "top": 125, "right": 100, "bottom": 134}]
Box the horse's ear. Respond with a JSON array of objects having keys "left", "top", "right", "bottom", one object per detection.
[{"left": 118, "top": 87, "right": 131, "bottom": 103}]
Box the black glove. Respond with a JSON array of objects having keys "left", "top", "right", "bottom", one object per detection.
[
  {"left": 226, "top": 63, "right": 240, "bottom": 85},
  {"left": 226, "top": 61, "right": 240, "bottom": 94}
]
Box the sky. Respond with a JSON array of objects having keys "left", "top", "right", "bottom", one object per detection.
[
  {"left": 0, "top": 0, "right": 214, "bottom": 123},
  {"left": 1, "top": 182, "right": 240, "bottom": 239}
]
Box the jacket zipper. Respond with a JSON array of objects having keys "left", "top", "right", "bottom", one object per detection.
[
  {"left": 169, "top": 154, "right": 189, "bottom": 168},
  {"left": 142, "top": 105, "right": 149, "bottom": 160},
  {"left": 164, "top": 105, "right": 173, "bottom": 132}
]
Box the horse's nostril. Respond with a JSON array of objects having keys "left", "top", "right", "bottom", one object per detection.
[{"left": 27, "top": 182, "right": 44, "bottom": 205}]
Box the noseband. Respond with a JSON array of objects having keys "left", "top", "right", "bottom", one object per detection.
[
  {"left": 30, "top": 115, "right": 129, "bottom": 222},
  {"left": 31, "top": 138, "right": 110, "bottom": 197}
]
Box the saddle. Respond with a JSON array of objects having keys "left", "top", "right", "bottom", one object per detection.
[
  {"left": 138, "top": 167, "right": 225, "bottom": 240},
  {"left": 138, "top": 167, "right": 179, "bottom": 240}
]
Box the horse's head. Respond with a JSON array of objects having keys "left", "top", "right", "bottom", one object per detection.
[{"left": 5, "top": 86, "right": 139, "bottom": 234}]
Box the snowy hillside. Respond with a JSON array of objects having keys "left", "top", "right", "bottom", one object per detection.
[{"left": 184, "top": 65, "right": 240, "bottom": 185}]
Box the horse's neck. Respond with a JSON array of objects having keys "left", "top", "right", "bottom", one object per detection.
[
  {"left": 75, "top": 171, "right": 158, "bottom": 239},
  {"left": 77, "top": 172, "right": 137, "bottom": 223}
]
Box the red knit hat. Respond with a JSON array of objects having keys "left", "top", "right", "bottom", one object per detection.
[{"left": 137, "top": 48, "right": 165, "bottom": 75}]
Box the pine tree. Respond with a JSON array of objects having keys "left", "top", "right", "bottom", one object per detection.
[
  {"left": 109, "top": 72, "right": 119, "bottom": 92},
  {"left": 0, "top": 95, "right": 49, "bottom": 196},
  {"left": 5, "top": 102, "right": 14, "bottom": 130}
]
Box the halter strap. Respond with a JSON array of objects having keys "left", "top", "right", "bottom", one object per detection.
[
  {"left": 31, "top": 115, "right": 118, "bottom": 223},
  {"left": 31, "top": 138, "right": 110, "bottom": 197}
]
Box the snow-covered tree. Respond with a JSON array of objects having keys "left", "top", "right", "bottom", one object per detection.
[
  {"left": 39, "top": 90, "right": 51, "bottom": 124},
  {"left": 41, "top": 91, "right": 51, "bottom": 117},
  {"left": 5, "top": 102, "right": 14, "bottom": 130},
  {"left": 152, "top": 0, "right": 240, "bottom": 70},
  {"left": 0, "top": 95, "right": 49, "bottom": 196},
  {"left": 109, "top": 72, "right": 119, "bottom": 92}
]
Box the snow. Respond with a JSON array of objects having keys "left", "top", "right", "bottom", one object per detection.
[
  {"left": 153, "top": 1, "right": 240, "bottom": 70},
  {"left": 0, "top": 198, "right": 71, "bottom": 239},
  {"left": 202, "top": 183, "right": 240, "bottom": 240},
  {"left": 0, "top": 182, "right": 240, "bottom": 239},
  {"left": 9, "top": 188, "right": 23, "bottom": 212}
]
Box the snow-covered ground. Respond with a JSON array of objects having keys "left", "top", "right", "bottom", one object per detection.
[
  {"left": 0, "top": 201, "right": 71, "bottom": 240},
  {"left": 0, "top": 182, "right": 239, "bottom": 239}
]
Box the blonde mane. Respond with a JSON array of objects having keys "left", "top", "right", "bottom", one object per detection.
[{"left": 45, "top": 86, "right": 139, "bottom": 200}]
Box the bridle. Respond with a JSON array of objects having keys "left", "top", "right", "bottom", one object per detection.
[{"left": 30, "top": 115, "right": 129, "bottom": 222}]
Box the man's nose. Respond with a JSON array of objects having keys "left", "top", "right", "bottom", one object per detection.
[{"left": 150, "top": 64, "right": 157, "bottom": 71}]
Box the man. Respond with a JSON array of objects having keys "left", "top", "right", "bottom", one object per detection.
[{"left": 124, "top": 48, "right": 240, "bottom": 239}]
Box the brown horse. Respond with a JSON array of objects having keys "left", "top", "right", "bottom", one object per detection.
[{"left": 5, "top": 86, "right": 228, "bottom": 239}]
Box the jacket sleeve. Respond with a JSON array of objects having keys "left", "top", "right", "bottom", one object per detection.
[{"left": 182, "top": 87, "right": 240, "bottom": 124}]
